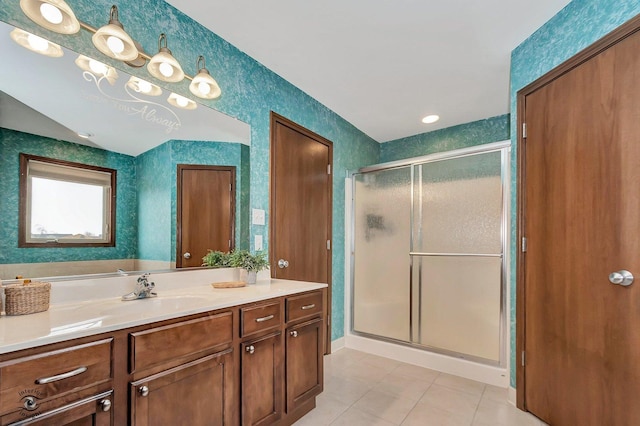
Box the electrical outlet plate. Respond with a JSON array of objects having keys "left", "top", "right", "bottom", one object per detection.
[{"left": 255, "top": 235, "right": 263, "bottom": 251}]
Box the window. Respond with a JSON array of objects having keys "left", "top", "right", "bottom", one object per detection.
[{"left": 19, "top": 154, "right": 116, "bottom": 247}]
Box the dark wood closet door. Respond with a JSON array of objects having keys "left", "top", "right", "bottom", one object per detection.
[
  {"left": 270, "top": 112, "right": 332, "bottom": 353},
  {"left": 520, "top": 21, "right": 640, "bottom": 425},
  {"left": 176, "top": 165, "right": 235, "bottom": 268}
]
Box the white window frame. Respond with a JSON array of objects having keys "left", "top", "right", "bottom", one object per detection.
[{"left": 19, "top": 154, "right": 116, "bottom": 247}]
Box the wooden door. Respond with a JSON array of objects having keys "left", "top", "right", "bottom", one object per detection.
[
  {"left": 270, "top": 112, "right": 332, "bottom": 353},
  {"left": 130, "top": 350, "right": 235, "bottom": 426},
  {"left": 286, "top": 318, "right": 323, "bottom": 414},
  {"left": 176, "top": 165, "right": 235, "bottom": 268},
  {"left": 518, "top": 19, "right": 640, "bottom": 425},
  {"left": 240, "top": 332, "right": 283, "bottom": 426}
]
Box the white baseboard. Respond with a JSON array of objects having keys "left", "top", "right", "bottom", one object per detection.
[
  {"left": 508, "top": 386, "right": 517, "bottom": 406},
  {"left": 345, "top": 334, "right": 508, "bottom": 388},
  {"left": 331, "top": 337, "right": 345, "bottom": 351}
]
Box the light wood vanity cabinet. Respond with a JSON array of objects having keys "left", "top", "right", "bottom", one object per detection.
[{"left": 0, "top": 288, "right": 324, "bottom": 426}]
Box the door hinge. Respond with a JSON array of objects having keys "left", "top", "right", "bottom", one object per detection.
[
  {"left": 522, "top": 122, "right": 527, "bottom": 139},
  {"left": 521, "top": 351, "right": 525, "bottom": 366},
  {"left": 229, "top": 184, "right": 232, "bottom": 192},
  {"left": 228, "top": 240, "right": 231, "bottom": 248},
  {"left": 327, "top": 314, "right": 330, "bottom": 326},
  {"left": 327, "top": 164, "right": 331, "bottom": 175},
  {"left": 326, "top": 240, "right": 331, "bottom": 250},
  {"left": 521, "top": 237, "right": 527, "bottom": 253}
]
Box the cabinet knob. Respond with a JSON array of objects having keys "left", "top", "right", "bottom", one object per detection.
[
  {"left": 139, "top": 385, "right": 150, "bottom": 397},
  {"left": 246, "top": 345, "right": 255, "bottom": 354},
  {"left": 183, "top": 252, "right": 191, "bottom": 259},
  {"left": 290, "top": 330, "right": 298, "bottom": 338},
  {"left": 100, "top": 399, "right": 112, "bottom": 412}
]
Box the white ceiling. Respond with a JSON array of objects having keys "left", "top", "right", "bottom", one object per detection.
[{"left": 166, "top": 0, "right": 571, "bottom": 142}]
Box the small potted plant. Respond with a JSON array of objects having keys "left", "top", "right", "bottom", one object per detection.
[
  {"left": 201, "top": 250, "right": 232, "bottom": 268},
  {"left": 229, "top": 249, "right": 269, "bottom": 284}
]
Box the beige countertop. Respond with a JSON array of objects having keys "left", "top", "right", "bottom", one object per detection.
[{"left": 0, "top": 269, "right": 326, "bottom": 354}]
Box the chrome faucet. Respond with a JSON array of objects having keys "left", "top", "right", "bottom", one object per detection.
[{"left": 122, "top": 273, "right": 157, "bottom": 301}]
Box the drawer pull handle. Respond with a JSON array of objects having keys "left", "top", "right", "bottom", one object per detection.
[
  {"left": 255, "top": 314, "right": 274, "bottom": 323},
  {"left": 35, "top": 366, "right": 87, "bottom": 384},
  {"left": 246, "top": 345, "right": 255, "bottom": 354},
  {"left": 139, "top": 386, "right": 150, "bottom": 397},
  {"left": 301, "top": 304, "right": 316, "bottom": 310},
  {"left": 290, "top": 330, "right": 298, "bottom": 338}
]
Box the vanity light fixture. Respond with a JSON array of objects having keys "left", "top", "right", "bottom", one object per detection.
[
  {"left": 421, "top": 114, "right": 440, "bottom": 124},
  {"left": 10, "top": 28, "right": 63, "bottom": 57},
  {"left": 92, "top": 5, "right": 139, "bottom": 62},
  {"left": 19, "top": 0, "right": 80, "bottom": 34},
  {"left": 167, "top": 92, "right": 197, "bottom": 110},
  {"left": 147, "top": 33, "right": 185, "bottom": 83},
  {"left": 126, "top": 76, "right": 162, "bottom": 96},
  {"left": 75, "top": 54, "right": 119, "bottom": 85},
  {"left": 189, "top": 55, "right": 221, "bottom": 99}
]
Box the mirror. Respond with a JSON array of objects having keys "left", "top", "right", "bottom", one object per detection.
[{"left": 0, "top": 20, "right": 251, "bottom": 281}]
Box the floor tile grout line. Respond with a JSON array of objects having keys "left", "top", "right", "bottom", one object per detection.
[{"left": 469, "top": 384, "right": 488, "bottom": 425}]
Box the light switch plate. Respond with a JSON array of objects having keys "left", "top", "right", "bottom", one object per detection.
[
  {"left": 255, "top": 235, "right": 263, "bottom": 251},
  {"left": 252, "top": 208, "right": 266, "bottom": 225}
]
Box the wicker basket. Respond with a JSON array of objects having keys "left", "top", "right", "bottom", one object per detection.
[{"left": 4, "top": 282, "right": 51, "bottom": 316}]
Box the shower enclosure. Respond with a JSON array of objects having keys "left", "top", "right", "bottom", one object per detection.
[{"left": 351, "top": 142, "right": 509, "bottom": 366}]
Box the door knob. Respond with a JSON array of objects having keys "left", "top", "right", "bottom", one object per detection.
[
  {"left": 246, "top": 345, "right": 255, "bottom": 354},
  {"left": 183, "top": 252, "right": 191, "bottom": 259},
  {"left": 278, "top": 259, "right": 289, "bottom": 269},
  {"left": 609, "top": 270, "right": 634, "bottom": 286}
]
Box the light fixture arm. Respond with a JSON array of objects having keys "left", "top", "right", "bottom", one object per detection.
[
  {"left": 158, "top": 33, "right": 168, "bottom": 51},
  {"left": 108, "top": 5, "right": 123, "bottom": 28},
  {"left": 196, "top": 55, "right": 206, "bottom": 72}
]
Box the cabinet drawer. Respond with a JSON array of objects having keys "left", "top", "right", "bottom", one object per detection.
[
  {"left": 130, "top": 311, "right": 233, "bottom": 372},
  {"left": 286, "top": 291, "right": 323, "bottom": 323},
  {"left": 0, "top": 339, "right": 112, "bottom": 417},
  {"left": 240, "top": 301, "right": 282, "bottom": 337}
]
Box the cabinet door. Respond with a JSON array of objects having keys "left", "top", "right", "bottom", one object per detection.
[
  {"left": 241, "top": 332, "right": 283, "bottom": 426},
  {"left": 130, "top": 350, "right": 235, "bottom": 426},
  {"left": 286, "top": 318, "right": 323, "bottom": 413},
  {"left": 7, "top": 391, "right": 113, "bottom": 426}
]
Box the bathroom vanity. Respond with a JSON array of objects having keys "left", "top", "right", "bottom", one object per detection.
[{"left": 0, "top": 270, "right": 326, "bottom": 425}]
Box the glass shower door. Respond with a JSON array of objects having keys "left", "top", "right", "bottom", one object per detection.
[
  {"left": 411, "top": 151, "right": 503, "bottom": 362},
  {"left": 353, "top": 167, "right": 411, "bottom": 342}
]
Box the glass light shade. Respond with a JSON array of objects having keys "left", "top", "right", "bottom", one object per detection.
[
  {"left": 148, "top": 49, "right": 185, "bottom": 83},
  {"left": 189, "top": 69, "right": 221, "bottom": 100},
  {"left": 126, "top": 76, "right": 162, "bottom": 96},
  {"left": 10, "top": 28, "right": 63, "bottom": 57},
  {"left": 20, "top": 0, "right": 80, "bottom": 34},
  {"left": 75, "top": 55, "right": 119, "bottom": 85},
  {"left": 92, "top": 6, "right": 138, "bottom": 61},
  {"left": 167, "top": 93, "right": 197, "bottom": 110}
]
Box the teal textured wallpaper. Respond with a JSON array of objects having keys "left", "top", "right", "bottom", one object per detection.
[
  {"left": 380, "top": 115, "right": 510, "bottom": 163},
  {"left": 136, "top": 142, "right": 171, "bottom": 262},
  {"left": 0, "top": 0, "right": 380, "bottom": 341},
  {"left": 509, "top": 1, "right": 640, "bottom": 387},
  {"left": 0, "top": 128, "right": 137, "bottom": 264}
]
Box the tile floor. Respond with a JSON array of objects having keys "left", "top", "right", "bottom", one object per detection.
[{"left": 294, "top": 348, "right": 547, "bottom": 426}]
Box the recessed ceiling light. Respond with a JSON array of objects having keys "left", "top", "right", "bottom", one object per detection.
[
  {"left": 77, "top": 132, "right": 93, "bottom": 139},
  {"left": 422, "top": 114, "right": 440, "bottom": 124}
]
